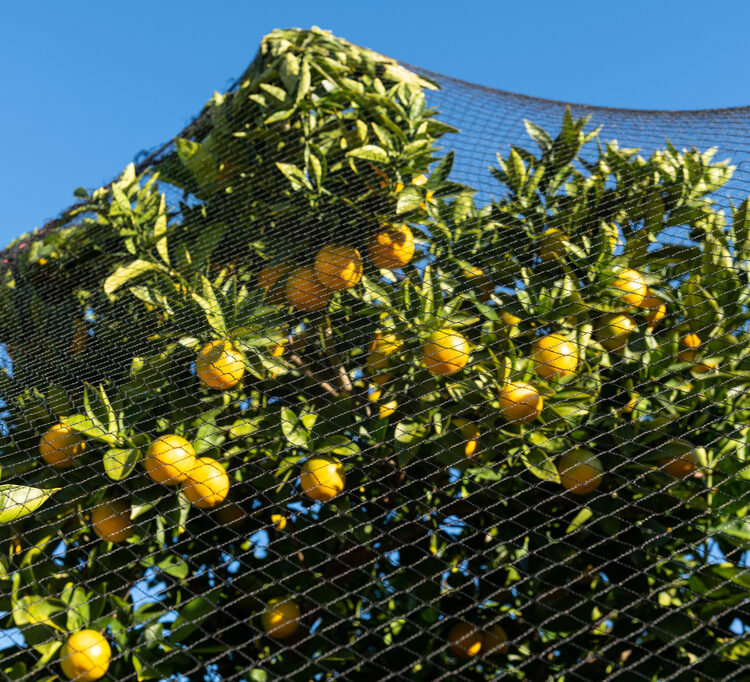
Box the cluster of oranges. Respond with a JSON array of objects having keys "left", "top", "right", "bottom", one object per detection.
[{"left": 258, "top": 223, "right": 415, "bottom": 312}]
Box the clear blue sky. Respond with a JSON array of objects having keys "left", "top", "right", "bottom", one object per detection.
[{"left": 2, "top": 0, "right": 750, "bottom": 245}]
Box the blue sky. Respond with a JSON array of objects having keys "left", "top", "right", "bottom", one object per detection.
[{"left": 2, "top": 0, "right": 750, "bottom": 244}]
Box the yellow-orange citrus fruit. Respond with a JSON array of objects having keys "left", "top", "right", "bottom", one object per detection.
[
  {"left": 285, "top": 265, "right": 332, "bottom": 312},
  {"left": 678, "top": 333, "right": 701, "bottom": 363},
  {"left": 531, "top": 333, "right": 578, "bottom": 379},
  {"left": 262, "top": 598, "right": 301, "bottom": 639},
  {"left": 314, "top": 244, "right": 363, "bottom": 290},
  {"left": 462, "top": 265, "right": 494, "bottom": 302},
  {"left": 639, "top": 290, "right": 666, "bottom": 328},
  {"left": 271, "top": 513, "right": 287, "bottom": 531},
  {"left": 498, "top": 382, "right": 543, "bottom": 424},
  {"left": 597, "top": 314, "right": 637, "bottom": 352},
  {"left": 300, "top": 456, "right": 345, "bottom": 502},
  {"left": 39, "top": 423, "right": 85, "bottom": 468},
  {"left": 482, "top": 624, "right": 509, "bottom": 655},
  {"left": 659, "top": 440, "right": 698, "bottom": 478},
  {"left": 557, "top": 449, "right": 604, "bottom": 496},
  {"left": 613, "top": 268, "right": 647, "bottom": 307},
  {"left": 60, "top": 630, "right": 111, "bottom": 682},
  {"left": 258, "top": 262, "right": 292, "bottom": 292},
  {"left": 183, "top": 457, "right": 230, "bottom": 508},
  {"left": 379, "top": 400, "right": 398, "bottom": 420},
  {"left": 143, "top": 434, "right": 197, "bottom": 486},
  {"left": 366, "top": 334, "right": 403, "bottom": 373},
  {"left": 453, "top": 418, "right": 480, "bottom": 457},
  {"left": 195, "top": 340, "right": 245, "bottom": 390},
  {"left": 368, "top": 224, "right": 415, "bottom": 270},
  {"left": 539, "top": 228, "right": 566, "bottom": 261},
  {"left": 423, "top": 329, "right": 470, "bottom": 377},
  {"left": 91, "top": 499, "right": 134, "bottom": 543},
  {"left": 496, "top": 310, "right": 522, "bottom": 338},
  {"left": 447, "top": 622, "right": 483, "bottom": 658},
  {"left": 368, "top": 388, "right": 383, "bottom": 403}
]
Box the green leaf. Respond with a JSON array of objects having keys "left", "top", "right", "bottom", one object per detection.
[
  {"left": 347, "top": 145, "right": 390, "bottom": 164},
  {"left": 176, "top": 138, "right": 219, "bottom": 189},
  {"left": 276, "top": 162, "right": 312, "bottom": 191},
  {"left": 104, "top": 259, "right": 164, "bottom": 297},
  {"left": 281, "top": 407, "right": 309, "bottom": 448},
  {"left": 566, "top": 507, "right": 594, "bottom": 534},
  {"left": 316, "top": 436, "right": 361, "bottom": 457},
  {"left": 170, "top": 590, "right": 220, "bottom": 643},
  {"left": 60, "top": 414, "right": 117, "bottom": 444},
  {"left": 104, "top": 447, "right": 140, "bottom": 481},
  {"left": 0, "top": 485, "right": 58, "bottom": 524},
  {"left": 396, "top": 186, "right": 422, "bottom": 214},
  {"left": 192, "top": 276, "right": 226, "bottom": 335},
  {"left": 520, "top": 447, "right": 560, "bottom": 483},
  {"left": 153, "top": 194, "right": 169, "bottom": 266}
]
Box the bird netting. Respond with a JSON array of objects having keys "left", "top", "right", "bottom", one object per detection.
[{"left": 0, "top": 26, "right": 748, "bottom": 682}]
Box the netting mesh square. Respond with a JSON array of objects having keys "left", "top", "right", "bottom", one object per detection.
[{"left": 0, "top": 26, "right": 747, "bottom": 681}]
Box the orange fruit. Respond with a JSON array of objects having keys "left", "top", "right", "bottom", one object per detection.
[
  {"left": 531, "top": 333, "right": 578, "bottom": 379},
  {"left": 447, "top": 622, "right": 483, "bottom": 658},
  {"left": 482, "top": 624, "right": 509, "bottom": 655},
  {"left": 597, "top": 313, "right": 636, "bottom": 352},
  {"left": 195, "top": 340, "right": 245, "bottom": 390},
  {"left": 462, "top": 265, "right": 493, "bottom": 302},
  {"left": 258, "top": 262, "right": 292, "bottom": 292},
  {"left": 538, "top": 228, "right": 566, "bottom": 261},
  {"left": 557, "top": 449, "right": 604, "bottom": 496},
  {"left": 143, "top": 434, "right": 197, "bottom": 486},
  {"left": 455, "top": 418, "right": 480, "bottom": 458},
  {"left": 422, "top": 329, "right": 470, "bottom": 377},
  {"left": 39, "top": 423, "right": 85, "bottom": 468},
  {"left": 59, "top": 630, "right": 111, "bottom": 681},
  {"left": 659, "top": 440, "right": 697, "bottom": 478},
  {"left": 678, "top": 333, "right": 701, "bottom": 363},
  {"left": 91, "top": 499, "right": 134, "bottom": 543},
  {"left": 368, "top": 224, "right": 415, "bottom": 270},
  {"left": 498, "top": 382, "right": 543, "bottom": 424},
  {"left": 300, "top": 456, "right": 345, "bottom": 502},
  {"left": 612, "top": 268, "right": 647, "bottom": 307},
  {"left": 314, "top": 244, "right": 363, "bottom": 290},
  {"left": 182, "top": 457, "right": 230, "bottom": 508},
  {"left": 285, "top": 265, "right": 332, "bottom": 312},
  {"left": 261, "top": 598, "right": 301, "bottom": 639},
  {"left": 639, "top": 290, "right": 666, "bottom": 328}
]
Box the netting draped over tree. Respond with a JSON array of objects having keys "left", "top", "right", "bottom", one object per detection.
[{"left": 0, "top": 26, "right": 748, "bottom": 681}]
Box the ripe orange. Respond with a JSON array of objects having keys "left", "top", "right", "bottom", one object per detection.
[
  {"left": 143, "top": 434, "right": 197, "bottom": 486},
  {"left": 531, "top": 333, "right": 578, "bottom": 379},
  {"left": 482, "top": 624, "right": 509, "bottom": 655},
  {"left": 596, "top": 313, "right": 636, "bottom": 352},
  {"left": 258, "top": 262, "right": 292, "bottom": 292},
  {"left": 314, "top": 244, "right": 363, "bottom": 290},
  {"left": 59, "top": 630, "right": 111, "bottom": 681},
  {"left": 285, "top": 265, "right": 332, "bottom": 312},
  {"left": 497, "top": 382, "right": 543, "bottom": 424},
  {"left": 678, "top": 333, "right": 701, "bottom": 363},
  {"left": 462, "top": 265, "right": 493, "bottom": 302},
  {"left": 91, "top": 499, "right": 134, "bottom": 543},
  {"left": 368, "top": 224, "right": 415, "bottom": 270},
  {"left": 659, "top": 440, "right": 697, "bottom": 478},
  {"left": 262, "top": 598, "right": 301, "bottom": 639},
  {"left": 612, "top": 268, "right": 647, "bottom": 307},
  {"left": 39, "top": 423, "right": 85, "bottom": 468},
  {"left": 557, "top": 449, "right": 604, "bottom": 496},
  {"left": 639, "top": 290, "right": 666, "bottom": 328},
  {"left": 422, "top": 329, "right": 470, "bottom": 377},
  {"left": 195, "top": 340, "right": 245, "bottom": 390},
  {"left": 183, "top": 457, "right": 230, "bottom": 508},
  {"left": 300, "top": 456, "right": 345, "bottom": 502},
  {"left": 452, "top": 418, "right": 480, "bottom": 457},
  {"left": 538, "top": 228, "right": 566, "bottom": 261},
  {"left": 447, "top": 622, "right": 483, "bottom": 658}
]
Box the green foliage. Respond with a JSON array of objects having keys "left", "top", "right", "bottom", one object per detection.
[{"left": 0, "top": 26, "right": 747, "bottom": 681}]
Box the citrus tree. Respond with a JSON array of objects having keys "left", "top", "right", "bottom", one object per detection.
[{"left": 0, "top": 26, "right": 748, "bottom": 681}]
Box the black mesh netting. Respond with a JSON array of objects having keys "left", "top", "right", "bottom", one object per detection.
[{"left": 0, "top": 26, "right": 748, "bottom": 681}]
